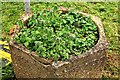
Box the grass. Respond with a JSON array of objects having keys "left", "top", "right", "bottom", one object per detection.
[
  {"left": 1, "top": 2, "right": 119, "bottom": 79},
  {"left": 1, "top": 64, "right": 15, "bottom": 80}
]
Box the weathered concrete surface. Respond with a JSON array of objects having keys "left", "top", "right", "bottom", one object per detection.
[{"left": 9, "top": 12, "right": 108, "bottom": 78}]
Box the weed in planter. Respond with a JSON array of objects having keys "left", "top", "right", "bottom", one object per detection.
[{"left": 14, "top": 6, "right": 99, "bottom": 61}]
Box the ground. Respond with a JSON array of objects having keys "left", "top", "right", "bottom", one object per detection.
[{"left": 1, "top": 2, "right": 119, "bottom": 79}]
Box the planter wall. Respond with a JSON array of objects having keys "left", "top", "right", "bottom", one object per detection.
[{"left": 9, "top": 12, "right": 108, "bottom": 78}]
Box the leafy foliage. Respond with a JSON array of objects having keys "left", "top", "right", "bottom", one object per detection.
[{"left": 14, "top": 6, "right": 98, "bottom": 61}]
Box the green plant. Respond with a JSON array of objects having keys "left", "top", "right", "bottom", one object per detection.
[{"left": 14, "top": 6, "right": 98, "bottom": 61}]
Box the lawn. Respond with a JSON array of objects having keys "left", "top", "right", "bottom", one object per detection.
[{"left": 1, "top": 2, "right": 119, "bottom": 79}]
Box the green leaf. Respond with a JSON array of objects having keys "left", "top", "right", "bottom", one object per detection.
[
  {"left": 41, "top": 52, "right": 46, "bottom": 57},
  {"left": 24, "top": 42, "right": 29, "bottom": 47},
  {"left": 53, "top": 5, "right": 58, "bottom": 12},
  {"left": 53, "top": 53, "right": 60, "bottom": 62},
  {"left": 62, "top": 52, "right": 69, "bottom": 60},
  {"left": 63, "top": 19, "right": 67, "bottom": 24},
  {"left": 74, "top": 52, "right": 80, "bottom": 55},
  {"left": 16, "top": 40, "right": 20, "bottom": 44}
]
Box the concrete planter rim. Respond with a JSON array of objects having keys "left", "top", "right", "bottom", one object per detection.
[{"left": 9, "top": 11, "right": 108, "bottom": 68}]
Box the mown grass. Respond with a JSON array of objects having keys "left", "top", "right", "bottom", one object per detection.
[{"left": 1, "top": 2, "right": 119, "bottom": 79}]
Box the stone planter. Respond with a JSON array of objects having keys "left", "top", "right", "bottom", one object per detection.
[{"left": 9, "top": 12, "right": 108, "bottom": 78}]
